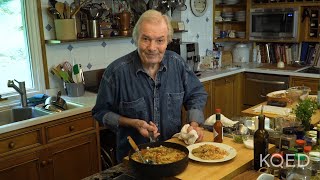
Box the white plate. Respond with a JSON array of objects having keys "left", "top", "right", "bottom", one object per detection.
[{"left": 187, "top": 142, "right": 237, "bottom": 163}]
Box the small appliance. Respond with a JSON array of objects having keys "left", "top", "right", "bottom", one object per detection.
[
  {"left": 249, "top": 7, "right": 299, "bottom": 41},
  {"left": 167, "top": 41, "right": 200, "bottom": 73}
]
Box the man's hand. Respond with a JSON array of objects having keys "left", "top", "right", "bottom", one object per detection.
[
  {"left": 134, "top": 120, "right": 160, "bottom": 139},
  {"left": 190, "top": 121, "right": 204, "bottom": 142}
]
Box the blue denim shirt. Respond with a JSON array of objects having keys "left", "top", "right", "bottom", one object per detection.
[{"left": 92, "top": 50, "right": 208, "bottom": 162}]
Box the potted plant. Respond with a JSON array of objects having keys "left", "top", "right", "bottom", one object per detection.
[{"left": 293, "top": 98, "right": 318, "bottom": 131}]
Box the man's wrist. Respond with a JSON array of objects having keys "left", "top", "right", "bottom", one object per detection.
[{"left": 190, "top": 121, "right": 199, "bottom": 127}]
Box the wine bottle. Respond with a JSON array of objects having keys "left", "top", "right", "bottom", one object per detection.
[
  {"left": 254, "top": 114, "right": 269, "bottom": 170},
  {"left": 213, "top": 108, "right": 223, "bottom": 143}
]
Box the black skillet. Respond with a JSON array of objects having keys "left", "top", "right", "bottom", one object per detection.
[{"left": 128, "top": 141, "right": 189, "bottom": 178}]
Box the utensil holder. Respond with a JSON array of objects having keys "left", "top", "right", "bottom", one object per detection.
[
  {"left": 65, "top": 83, "right": 85, "bottom": 97},
  {"left": 54, "top": 19, "right": 77, "bottom": 40}
]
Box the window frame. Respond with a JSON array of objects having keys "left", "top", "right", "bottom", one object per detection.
[{"left": 0, "top": 0, "right": 45, "bottom": 107}]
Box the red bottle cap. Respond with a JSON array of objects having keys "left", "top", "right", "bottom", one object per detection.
[
  {"left": 304, "top": 146, "right": 312, "bottom": 153},
  {"left": 215, "top": 109, "right": 221, "bottom": 113},
  {"left": 295, "top": 139, "right": 306, "bottom": 146}
]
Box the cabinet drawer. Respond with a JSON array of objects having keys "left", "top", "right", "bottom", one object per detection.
[
  {"left": 215, "top": 76, "right": 235, "bottom": 86},
  {"left": 0, "top": 129, "right": 41, "bottom": 155},
  {"left": 45, "top": 116, "right": 95, "bottom": 142}
]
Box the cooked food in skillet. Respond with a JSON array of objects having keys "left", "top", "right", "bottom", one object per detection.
[
  {"left": 192, "top": 144, "right": 229, "bottom": 160},
  {"left": 131, "top": 145, "right": 187, "bottom": 164}
]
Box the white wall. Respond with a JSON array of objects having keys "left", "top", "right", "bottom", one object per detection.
[{"left": 42, "top": 0, "right": 213, "bottom": 89}]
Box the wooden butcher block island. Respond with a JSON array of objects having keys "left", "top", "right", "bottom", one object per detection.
[
  {"left": 84, "top": 130, "right": 275, "bottom": 180},
  {"left": 167, "top": 131, "right": 275, "bottom": 180}
]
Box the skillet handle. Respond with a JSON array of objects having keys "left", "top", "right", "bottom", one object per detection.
[{"left": 127, "top": 136, "right": 139, "bottom": 151}]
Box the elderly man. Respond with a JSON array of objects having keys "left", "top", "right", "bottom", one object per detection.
[{"left": 92, "top": 10, "right": 207, "bottom": 163}]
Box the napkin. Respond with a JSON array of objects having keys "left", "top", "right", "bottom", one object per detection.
[
  {"left": 173, "top": 124, "right": 198, "bottom": 145},
  {"left": 204, "top": 114, "right": 238, "bottom": 127}
]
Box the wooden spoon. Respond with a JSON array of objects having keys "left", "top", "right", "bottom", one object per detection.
[{"left": 55, "top": 2, "right": 65, "bottom": 19}]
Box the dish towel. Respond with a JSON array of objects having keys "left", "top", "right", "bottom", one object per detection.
[
  {"left": 204, "top": 114, "right": 238, "bottom": 127},
  {"left": 172, "top": 124, "right": 198, "bottom": 145}
]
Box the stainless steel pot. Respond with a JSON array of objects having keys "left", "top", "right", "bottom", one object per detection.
[{"left": 44, "top": 91, "right": 67, "bottom": 111}]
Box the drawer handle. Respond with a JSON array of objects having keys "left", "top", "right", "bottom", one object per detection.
[
  {"left": 41, "top": 159, "right": 53, "bottom": 167},
  {"left": 69, "top": 126, "right": 75, "bottom": 131},
  {"left": 8, "top": 142, "right": 15, "bottom": 149}
]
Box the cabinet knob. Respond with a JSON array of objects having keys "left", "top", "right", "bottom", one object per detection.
[
  {"left": 41, "top": 160, "right": 47, "bottom": 166},
  {"left": 8, "top": 142, "right": 15, "bottom": 149},
  {"left": 69, "top": 126, "right": 75, "bottom": 131}
]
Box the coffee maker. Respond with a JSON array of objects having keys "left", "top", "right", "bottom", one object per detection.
[{"left": 167, "top": 40, "right": 200, "bottom": 73}]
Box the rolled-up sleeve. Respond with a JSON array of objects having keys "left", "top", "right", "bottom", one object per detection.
[
  {"left": 92, "top": 73, "right": 120, "bottom": 131},
  {"left": 183, "top": 67, "right": 208, "bottom": 125}
]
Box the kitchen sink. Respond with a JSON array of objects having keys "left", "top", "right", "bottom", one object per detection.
[
  {"left": 0, "top": 102, "right": 84, "bottom": 126},
  {"left": 0, "top": 107, "right": 51, "bottom": 126}
]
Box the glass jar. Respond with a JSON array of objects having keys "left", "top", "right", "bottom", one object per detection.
[
  {"left": 281, "top": 127, "right": 296, "bottom": 151},
  {"left": 309, "top": 151, "right": 320, "bottom": 179}
]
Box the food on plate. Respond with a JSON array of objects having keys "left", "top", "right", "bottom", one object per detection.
[
  {"left": 270, "top": 92, "right": 286, "bottom": 98},
  {"left": 191, "top": 144, "right": 229, "bottom": 160},
  {"left": 267, "top": 90, "right": 288, "bottom": 102},
  {"left": 131, "top": 145, "right": 186, "bottom": 164}
]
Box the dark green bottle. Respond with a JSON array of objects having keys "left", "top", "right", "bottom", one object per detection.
[{"left": 254, "top": 114, "right": 269, "bottom": 170}]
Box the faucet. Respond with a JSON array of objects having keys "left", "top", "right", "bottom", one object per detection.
[{"left": 7, "top": 79, "right": 27, "bottom": 107}]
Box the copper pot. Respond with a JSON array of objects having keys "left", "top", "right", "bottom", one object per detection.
[{"left": 119, "top": 11, "right": 131, "bottom": 31}]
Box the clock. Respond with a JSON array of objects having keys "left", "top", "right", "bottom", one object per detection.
[{"left": 190, "top": 0, "right": 208, "bottom": 17}]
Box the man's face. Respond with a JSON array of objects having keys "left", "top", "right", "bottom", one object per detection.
[{"left": 137, "top": 20, "right": 168, "bottom": 66}]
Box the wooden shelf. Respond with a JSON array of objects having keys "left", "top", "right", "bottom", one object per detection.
[
  {"left": 216, "top": 3, "right": 246, "bottom": 8},
  {"left": 45, "top": 36, "right": 132, "bottom": 45},
  {"left": 215, "top": 21, "right": 246, "bottom": 24},
  {"left": 214, "top": 38, "right": 247, "bottom": 42}
]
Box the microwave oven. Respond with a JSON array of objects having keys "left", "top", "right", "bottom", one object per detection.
[{"left": 249, "top": 8, "right": 299, "bottom": 41}]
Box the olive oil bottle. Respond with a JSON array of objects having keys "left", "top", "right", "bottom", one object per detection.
[{"left": 254, "top": 114, "right": 269, "bottom": 170}]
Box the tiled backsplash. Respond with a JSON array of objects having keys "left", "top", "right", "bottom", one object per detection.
[{"left": 42, "top": 0, "right": 213, "bottom": 89}]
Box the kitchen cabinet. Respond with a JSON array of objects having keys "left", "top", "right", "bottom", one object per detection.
[
  {"left": 290, "top": 76, "right": 320, "bottom": 95},
  {"left": 252, "top": 0, "right": 320, "bottom": 6},
  {"left": 0, "top": 112, "right": 100, "bottom": 180},
  {"left": 213, "top": 0, "right": 250, "bottom": 42},
  {"left": 301, "top": 6, "right": 320, "bottom": 42},
  {"left": 212, "top": 73, "right": 244, "bottom": 119}
]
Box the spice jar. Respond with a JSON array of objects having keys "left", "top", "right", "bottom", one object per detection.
[
  {"left": 294, "top": 139, "right": 306, "bottom": 153},
  {"left": 280, "top": 127, "right": 296, "bottom": 151}
]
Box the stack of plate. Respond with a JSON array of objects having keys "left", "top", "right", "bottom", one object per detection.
[
  {"left": 236, "top": 31, "right": 245, "bottom": 38},
  {"left": 215, "top": 27, "right": 220, "bottom": 39},
  {"left": 215, "top": 11, "right": 223, "bottom": 22},
  {"left": 221, "top": 12, "right": 234, "bottom": 21},
  {"left": 235, "top": 11, "right": 246, "bottom": 22},
  {"left": 224, "top": 0, "right": 239, "bottom": 5}
]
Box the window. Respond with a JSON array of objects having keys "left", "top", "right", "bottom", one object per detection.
[{"left": 0, "top": 0, "right": 45, "bottom": 102}]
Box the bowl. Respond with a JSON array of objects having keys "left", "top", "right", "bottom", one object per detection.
[
  {"left": 286, "top": 86, "right": 311, "bottom": 102},
  {"left": 232, "top": 130, "right": 245, "bottom": 143},
  {"left": 242, "top": 134, "right": 254, "bottom": 149}
]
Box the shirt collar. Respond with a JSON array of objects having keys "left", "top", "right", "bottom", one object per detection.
[{"left": 134, "top": 50, "right": 168, "bottom": 76}]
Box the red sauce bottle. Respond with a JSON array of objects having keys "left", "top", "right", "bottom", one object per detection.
[{"left": 213, "top": 108, "right": 223, "bottom": 143}]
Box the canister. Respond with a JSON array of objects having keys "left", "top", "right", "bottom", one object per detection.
[{"left": 232, "top": 43, "right": 250, "bottom": 63}]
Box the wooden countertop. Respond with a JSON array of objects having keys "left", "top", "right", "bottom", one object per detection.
[
  {"left": 166, "top": 131, "right": 275, "bottom": 180},
  {"left": 241, "top": 100, "right": 320, "bottom": 125}
]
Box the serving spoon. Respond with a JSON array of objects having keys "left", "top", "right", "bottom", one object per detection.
[{"left": 127, "top": 136, "right": 153, "bottom": 164}]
